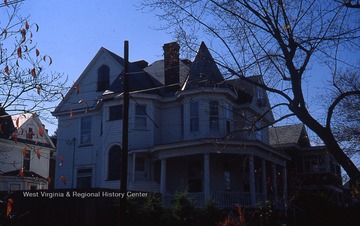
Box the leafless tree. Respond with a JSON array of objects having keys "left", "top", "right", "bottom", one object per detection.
[
  {"left": 0, "top": 3, "right": 67, "bottom": 123},
  {"left": 330, "top": 68, "right": 360, "bottom": 157},
  {"left": 142, "top": 0, "right": 360, "bottom": 185}
]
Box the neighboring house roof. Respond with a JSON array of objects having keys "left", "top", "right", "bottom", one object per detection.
[
  {"left": 0, "top": 106, "right": 15, "bottom": 139},
  {"left": 0, "top": 111, "right": 55, "bottom": 149},
  {"left": 269, "top": 124, "right": 310, "bottom": 147},
  {"left": 227, "top": 75, "right": 263, "bottom": 97},
  {"left": 1, "top": 170, "right": 47, "bottom": 180},
  {"left": 182, "top": 42, "right": 227, "bottom": 90}
]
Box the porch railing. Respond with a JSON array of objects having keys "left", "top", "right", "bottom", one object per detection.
[
  {"left": 210, "top": 192, "right": 251, "bottom": 208},
  {"left": 163, "top": 192, "right": 266, "bottom": 208}
]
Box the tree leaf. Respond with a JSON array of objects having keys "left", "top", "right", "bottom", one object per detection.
[
  {"left": 25, "top": 21, "right": 30, "bottom": 30},
  {"left": 37, "top": 148, "right": 41, "bottom": 159},
  {"left": 5, "top": 65, "right": 9, "bottom": 75},
  {"left": 37, "top": 86, "right": 41, "bottom": 95},
  {"left": 16, "top": 117, "right": 19, "bottom": 128},
  {"left": 17, "top": 47, "right": 22, "bottom": 59},
  {"left": 31, "top": 68, "right": 36, "bottom": 77},
  {"left": 43, "top": 55, "right": 53, "bottom": 65},
  {"left": 4, "top": 0, "right": 9, "bottom": 7},
  {"left": 39, "top": 124, "right": 44, "bottom": 137},
  {"left": 35, "top": 23, "right": 39, "bottom": 32},
  {"left": 19, "top": 168, "right": 24, "bottom": 177},
  {"left": 6, "top": 199, "right": 13, "bottom": 218},
  {"left": 61, "top": 176, "right": 67, "bottom": 185},
  {"left": 36, "top": 48, "right": 40, "bottom": 57},
  {"left": 13, "top": 132, "right": 17, "bottom": 143}
]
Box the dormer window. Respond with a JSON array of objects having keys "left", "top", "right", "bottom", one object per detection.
[{"left": 97, "top": 65, "right": 110, "bottom": 92}]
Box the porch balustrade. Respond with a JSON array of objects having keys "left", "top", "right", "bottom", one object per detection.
[{"left": 163, "top": 192, "right": 268, "bottom": 208}]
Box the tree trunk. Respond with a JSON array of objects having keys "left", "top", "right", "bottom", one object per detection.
[{"left": 293, "top": 105, "right": 360, "bottom": 185}]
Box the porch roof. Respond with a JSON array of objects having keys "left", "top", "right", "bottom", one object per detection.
[{"left": 135, "top": 138, "right": 290, "bottom": 165}]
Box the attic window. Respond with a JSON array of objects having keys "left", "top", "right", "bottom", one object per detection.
[{"left": 97, "top": 65, "right": 110, "bottom": 92}]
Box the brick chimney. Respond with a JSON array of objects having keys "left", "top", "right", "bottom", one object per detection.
[{"left": 163, "top": 42, "right": 180, "bottom": 93}]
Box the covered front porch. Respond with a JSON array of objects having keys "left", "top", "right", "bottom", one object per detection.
[
  {"left": 129, "top": 140, "right": 289, "bottom": 209},
  {"left": 159, "top": 153, "right": 287, "bottom": 208}
]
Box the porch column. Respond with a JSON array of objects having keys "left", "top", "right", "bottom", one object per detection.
[
  {"left": 272, "top": 162, "right": 278, "bottom": 202},
  {"left": 261, "top": 159, "right": 267, "bottom": 202},
  {"left": 249, "top": 155, "right": 256, "bottom": 207},
  {"left": 132, "top": 152, "right": 136, "bottom": 183},
  {"left": 204, "top": 153, "right": 210, "bottom": 202},
  {"left": 282, "top": 164, "right": 288, "bottom": 207},
  {"left": 160, "top": 158, "right": 167, "bottom": 198}
]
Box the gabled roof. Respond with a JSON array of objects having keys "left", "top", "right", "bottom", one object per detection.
[
  {"left": 269, "top": 124, "right": 310, "bottom": 148},
  {"left": 53, "top": 47, "right": 125, "bottom": 114},
  {"left": 182, "top": 42, "right": 227, "bottom": 90}
]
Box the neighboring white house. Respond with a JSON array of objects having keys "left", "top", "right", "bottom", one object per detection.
[
  {"left": 52, "top": 42, "right": 290, "bottom": 208},
  {"left": 0, "top": 109, "right": 55, "bottom": 191}
]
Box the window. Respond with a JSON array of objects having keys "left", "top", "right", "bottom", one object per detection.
[
  {"left": 77, "top": 168, "right": 92, "bottom": 188},
  {"left": 108, "top": 145, "right": 122, "bottom": 180},
  {"left": 10, "top": 184, "right": 21, "bottom": 191},
  {"left": 80, "top": 116, "right": 92, "bottom": 145},
  {"left": 256, "top": 89, "right": 266, "bottom": 108},
  {"left": 190, "top": 101, "right": 199, "bottom": 132},
  {"left": 109, "top": 105, "right": 123, "bottom": 121},
  {"left": 303, "top": 155, "right": 326, "bottom": 173},
  {"left": 97, "top": 65, "right": 110, "bottom": 92},
  {"left": 255, "top": 122, "right": 262, "bottom": 140},
  {"left": 225, "top": 104, "right": 232, "bottom": 134},
  {"left": 23, "top": 150, "right": 30, "bottom": 170},
  {"left": 135, "top": 105, "right": 147, "bottom": 129},
  {"left": 26, "top": 127, "right": 34, "bottom": 140},
  {"left": 209, "top": 101, "right": 219, "bottom": 130},
  {"left": 135, "top": 157, "right": 145, "bottom": 172}
]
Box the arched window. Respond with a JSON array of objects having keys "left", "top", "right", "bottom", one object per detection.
[
  {"left": 97, "top": 65, "right": 110, "bottom": 92},
  {"left": 108, "top": 145, "right": 121, "bottom": 180}
]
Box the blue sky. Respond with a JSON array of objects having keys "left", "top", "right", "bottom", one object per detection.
[
  {"left": 22, "top": 0, "right": 172, "bottom": 78},
  {"left": 18, "top": 0, "right": 174, "bottom": 134}
]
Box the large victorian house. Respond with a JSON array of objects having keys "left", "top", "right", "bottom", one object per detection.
[{"left": 52, "top": 42, "right": 290, "bottom": 208}]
